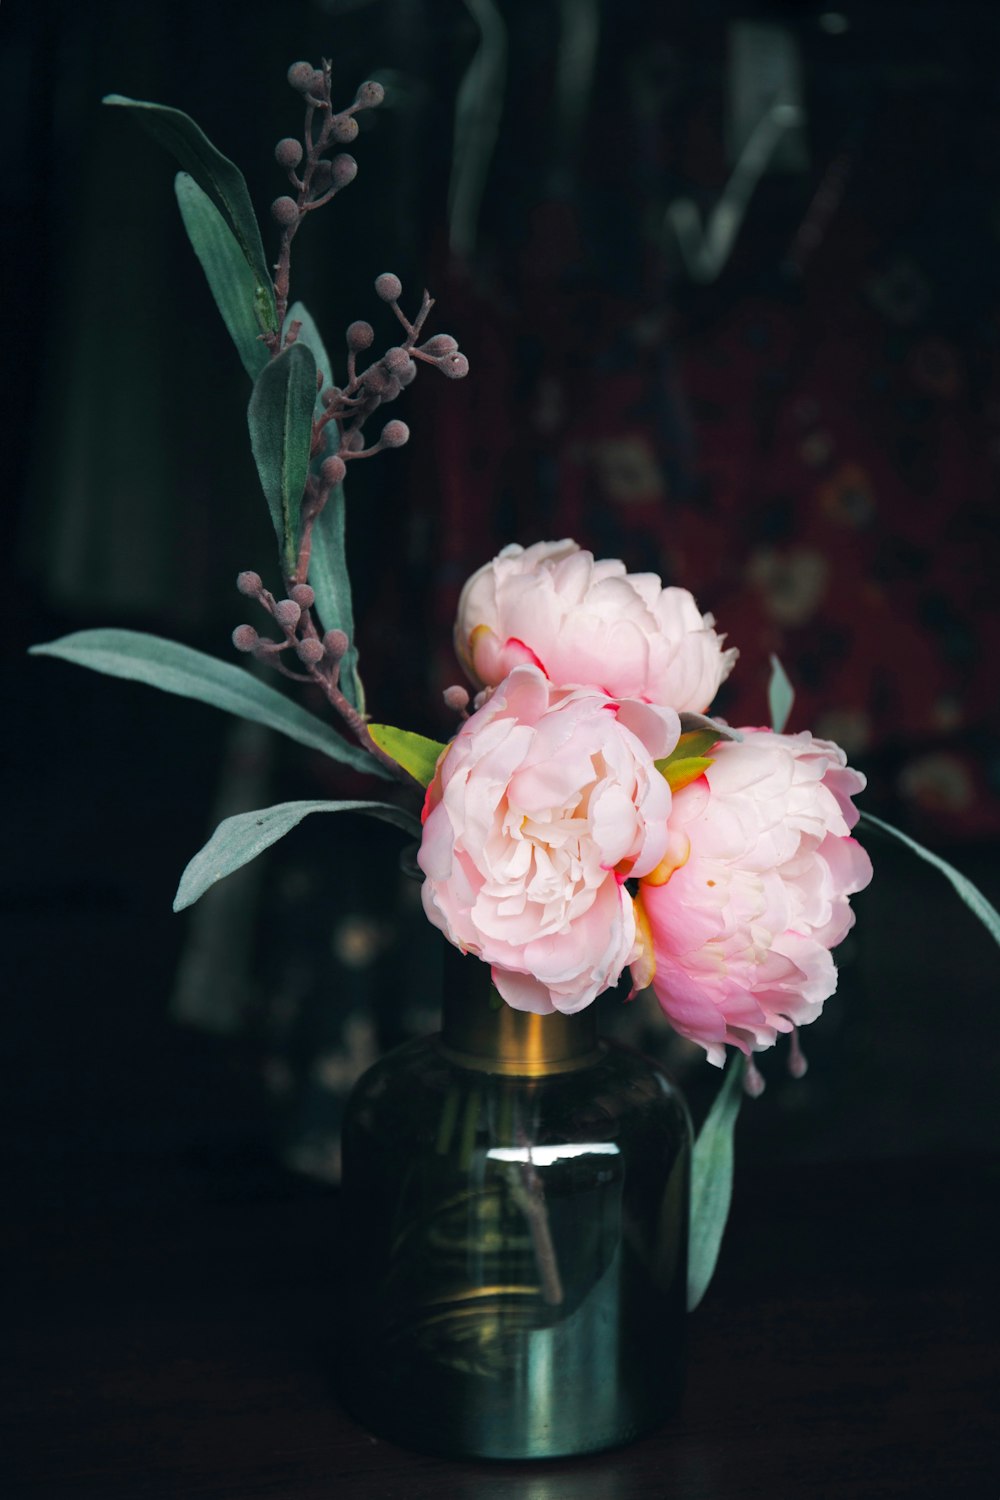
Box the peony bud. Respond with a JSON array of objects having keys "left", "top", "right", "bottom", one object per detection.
[
  {"left": 274, "top": 599, "right": 302, "bottom": 629},
  {"left": 398, "top": 359, "right": 417, "bottom": 386},
  {"left": 440, "top": 352, "right": 470, "bottom": 379},
  {"left": 289, "top": 583, "right": 315, "bottom": 609},
  {"left": 331, "top": 154, "right": 358, "bottom": 187},
  {"left": 287, "top": 61, "right": 316, "bottom": 92},
  {"left": 419, "top": 333, "right": 459, "bottom": 357},
  {"left": 381, "top": 420, "right": 409, "bottom": 448},
  {"left": 443, "top": 684, "right": 470, "bottom": 712},
  {"left": 271, "top": 196, "right": 300, "bottom": 227},
  {"left": 346, "top": 320, "right": 374, "bottom": 350},
  {"left": 232, "top": 625, "right": 258, "bottom": 652},
  {"left": 374, "top": 272, "right": 402, "bottom": 302},
  {"left": 355, "top": 80, "right": 385, "bottom": 108},
  {"left": 296, "top": 637, "right": 326, "bottom": 665},
  {"left": 275, "top": 137, "right": 304, "bottom": 169},
  {"left": 321, "top": 454, "right": 347, "bottom": 486},
  {"left": 236, "top": 570, "right": 263, "bottom": 597},
  {"left": 330, "top": 114, "right": 359, "bottom": 143},
  {"left": 323, "top": 628, "right": 349, "bottom": 659}
]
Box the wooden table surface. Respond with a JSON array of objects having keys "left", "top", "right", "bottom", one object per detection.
[{"left": 5, "top": 1143, "right": 998, "bottom": 1499}]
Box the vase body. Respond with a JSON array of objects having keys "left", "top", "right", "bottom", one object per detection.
[{"left": 339, "top": 953, "right": 691, "bottom": 1460}]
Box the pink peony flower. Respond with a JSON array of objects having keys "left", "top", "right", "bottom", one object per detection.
[
  {"left": 419, "top": 664, "right": 680, "bottom": 1014},
  {"left": 634, "top": 729, "right": 873, "bottom": 1066},
  {"left": 454, "top": 540, "right": 737, "bottom": 713}
]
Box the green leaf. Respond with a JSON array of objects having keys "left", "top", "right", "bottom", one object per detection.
[
  {"left": 248, "top": 342, "right": 317, "bottom": 577},
  {"left": 104, "top": 94, "right": 276, "bottom": 332},
  {"left": 860, "top": 812, "right": 1000, "bottom": 950},
  {"left": 174, "top": 798, "right": 421, "bottom": 911},
  {"left": 175, "top": 173, "right": 269, "bottom": 380},
  {"left": 285, "top": 302, "right": 336, "bottom": 420},
  {"left": 688, "top": 1051, "right": 746, "bottom": 1312},
  {"left": 30, "top": 630, "right": 390, "bottom": 780},
  {"left": 368, "top": 724, "right": 448, "bottom": 786},
  {"left": 308, "top": 483, "right": 363, "bottom": 711},
  {"left": 284, "top": 301, "right": 363, "bottom": 712},
  {"left": 768, "top": 653, "right": 794, "bottom": 734}
]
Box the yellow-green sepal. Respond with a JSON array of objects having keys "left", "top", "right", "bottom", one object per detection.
[
  {"left": 368, "top": 723, "right": 448, "bottom": 787},
  {"left": 655, "top": 730, "right": 719, "bottom": 791}
]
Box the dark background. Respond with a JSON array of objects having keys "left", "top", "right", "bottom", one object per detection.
[{"left": 4, "top": 8, "right": 999, "bottom": 1479}]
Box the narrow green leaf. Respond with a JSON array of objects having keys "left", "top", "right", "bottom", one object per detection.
[
  {"left": 285, "top": 302, "right": 336, "bottom": 426},
  {"left": 175, "top": 173, "right": 269, "bottom": 380},
  {"left": 248, "top": 342, "right": 317, "bottom": 577},
  {"left": 104, "top": 94, "right": 276, "bottom": 331},
  {"left": 768, "top": 653, "right": 794, "bottom": 734},
  {"left": 860, "top": 812, "right": 1000, "bottom": 950},
  {"left": 174, "top": 798, "right": 421, "bottom": 911},
  {"left": 30, "top": 630, "right": 390, "bottom": 780},
  {"left": 284, "top": 302, "right": 363, "bottom": 712},
  {"left": 688, "top": 1051, "right": 746, "bottom": 1312},
  {"left": 368, "top": 724, "right": 448, "bottom": 787},
  {"left": 308, "top": 484, "right": 363, "bottom": 711}
]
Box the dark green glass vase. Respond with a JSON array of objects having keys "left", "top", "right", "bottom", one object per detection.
[{"left": 339, "top": 950, "right": 691, "bottom": 1460}]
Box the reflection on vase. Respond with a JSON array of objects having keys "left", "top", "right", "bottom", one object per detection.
[{"left": 339, "top": 950, "right": 691, "bottom": 1460}]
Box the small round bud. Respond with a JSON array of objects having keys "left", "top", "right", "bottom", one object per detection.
[
  {"left": 443, "top": 684, "right": 470, "bottom": 712},
  {"left": 440, "top": 351, "right": 470, "bottom": 379},
  {"left": 331, "top": 154, "right": 358, "bottom": 187},
  {"left": 296, "top": 637, "right": 326, "bottom": 665},
  {"left": 274, "top": 599, "right": 302, "bottom": 629},
  {"left": 287, "top": 61, "right": 315, "bottom": 92},
  {"left": 271, "top": 196, "right": 300, "bottom": 227},
  {"left": 374, "top": 272, "right": 402, "bottom": 302},
  {"left": 320, "top": 454, "right": 347, "bottom": 486},
  {"left": 744, "top": 1059, "right": 767, "bottom": 1098},
  {"left": 355, "top": 80, "right": 385, "bottom": 108},
  {"left": 398, "top": 358, "right": 417, "bottom": 387},
  {"left": 330, "top": 113, "right": 359, "bottom": 143},
  {"left": 275, "top": 137, "right": 303, "bottom": 169},
  {"left": 344, "top": 429, "right": 365, "bottom": 452},
  {"left": 420, "top": 333, "right": 459, "bottom": 357},
  {"left": 346, "top": 320, "right": 374, "bottom": 350},
  {"left": 381, "top": 420, "right": 409, "bottom": 448},
  {"left": 363, "top": 364, "right": 391, "bottom": 395},
  {"left": 322, "top": 385, "right": 342, "bottom": 407},
  {"left": 232, "top": 625, "right": 259, "bottom": 653},
  {"left": 308, "top": 69, "right": 327, "bottom": 95},
  {"left": 383, "top": 345, "right": 411, "bottom": 374},
  {"left": 310, "top": 160, "right": 334, "bottom": 191},
  {"left": 323, "top": 629, "right": 350, "bottom": 659},
  {"left": 236, "top": 570, "right": 263, "bottom": 597},
  {"left": 289, "top": 583, "right": 315, "bottom": 609}
]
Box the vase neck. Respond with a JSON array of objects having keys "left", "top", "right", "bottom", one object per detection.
[{"left": 437, "top": 949, "right": 601, "bottom": 1077}]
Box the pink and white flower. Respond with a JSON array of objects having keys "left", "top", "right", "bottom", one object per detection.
[
  {"left": 454, "top": 539, "right": 737, "bottom": 713},
  {"left": 418, "top": 664, "right": 680, "bottom": 1014},
  {"left": 634, "top": 729, "right": 873, "bottom": 1065}
]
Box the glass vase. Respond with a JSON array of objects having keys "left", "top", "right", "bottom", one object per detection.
[{"left": 338, "top": 947, "right": 691, "bottom": 1460}]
